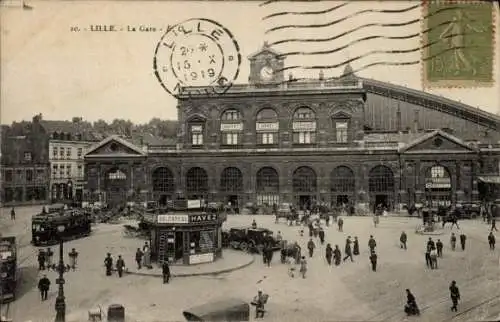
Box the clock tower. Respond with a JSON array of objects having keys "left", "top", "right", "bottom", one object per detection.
[{"left": 248, "top": 41, "right": 285, "bottom": 84}]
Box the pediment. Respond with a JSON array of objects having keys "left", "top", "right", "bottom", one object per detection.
[
  {"left": 85, "top": 135, "right": 146, "bottom": 157},
  {"left": 331, "top": 111, "right": 352, "bottom": 119},
  {"left": 401, "top": 130, "right": 476, "bottom": 153}
]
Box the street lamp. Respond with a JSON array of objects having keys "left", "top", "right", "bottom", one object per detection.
[{"left": 55, "top": 225, "right": 66, "bottom": 322}]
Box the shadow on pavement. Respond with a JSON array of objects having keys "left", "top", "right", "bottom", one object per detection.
[{"left": 16, "top": 266, "right": 38, "bottom": 301}]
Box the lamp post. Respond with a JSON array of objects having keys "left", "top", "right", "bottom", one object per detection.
[{"left": 55, "top": 225, "right": 66, "bottom": 322}]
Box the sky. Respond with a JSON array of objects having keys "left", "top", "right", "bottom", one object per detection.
[{"left": 1, "top": 0, "right": 499, "bottom": 124}]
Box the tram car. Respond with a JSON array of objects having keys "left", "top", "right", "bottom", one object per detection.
[
  {"left": 0, "top": 236, "right": 17, "bottom": 302},
  {"left": 31, "top": 209, "right": 92, "bottom": 246}
]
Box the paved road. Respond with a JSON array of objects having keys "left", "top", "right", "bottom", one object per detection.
[{"left": 1, "top": 208, "right": 499, "bottom": 321}]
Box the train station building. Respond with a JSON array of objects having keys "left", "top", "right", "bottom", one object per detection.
[{"left": 83, "top": 43, "right": 500, "bottom": 212}]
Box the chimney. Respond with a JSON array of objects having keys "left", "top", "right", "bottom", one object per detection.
[{"left": 413, "top": 110, "right": 420, "bottom": 133}]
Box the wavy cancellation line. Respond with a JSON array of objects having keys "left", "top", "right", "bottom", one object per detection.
[
  {"left": 260, "top": 0, "right": 322, "bottom": 7},
  {"left": 262, "top": 2, "right": 349, "bottom": 20},
  {"left": 265, "top": 5, "right": 463, "bottom": 34},
  {"left": 276, "top": 30, "right": 489, "bottom": 59},
  {"left": 278, "top": 46, "right": 485, "bottom": 73}
]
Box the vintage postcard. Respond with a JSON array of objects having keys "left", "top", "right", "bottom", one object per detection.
[{"left": 1, "top": 1, "right": 500, "bottom": 322}]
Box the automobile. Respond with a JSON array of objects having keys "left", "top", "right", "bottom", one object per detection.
[
  {"left": 222, "top": 227, "right": 281, "bottom": 253},
  {"left": 183, "top": 298, "right": 250, "bottom": 321},
  {"left": 32, "top": 209, "right": 92, "bottom": 246},
  {"left": 459, "top": 203, "right": 481, "bottom": 219}
]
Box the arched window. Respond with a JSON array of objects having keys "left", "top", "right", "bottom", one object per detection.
[
  {"left": 330, "top": 166, "right": 355, "bottom": 192},
  {"left": 256, "top": 108, "right": 279, "bottom": 145},
  {"left": 221, "top": 109, "right": 243, "bottom": 146},
  {"left": 152, "top": 167, "right": 175, "bottom": 193},
  {"left": 186, "top": 167, "right": 208, "bottom": 194},
  {"left": 256, "top": 167, "right": 279, "bottom": 206},
  {"left": 292, "top": 107, "right": 316, "bottom": 144},
  {"left": 293, "top": 166, "right": 317, "bottom": 192},
  {"left": 108, "top": 169, "right": 127, "bottom": 180},
  {"left": 368, "top": 165, "right": 394, "bottom": 192},
  {"left": 220, "top": 167, "right": 243, "bottom": 192},
  {"left": 425, "top": 165, "right": 451, "bottom": 207}
]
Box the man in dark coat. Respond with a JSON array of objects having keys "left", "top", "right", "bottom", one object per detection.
[
  {"left": 116, "top": 255, "right": 125, "bottom": 278},
  {"left": 400, "top": 231, "right": 407, "bottom": 250},
  {"left": 368, "top": 235, "right": 376, "bottom": 253},
  {"left": 425, "top": 245, "right": 432, "bottom": 268},
  {"left": 436, "top": 239, "right": 444, "bottom": 257},
  {"left": 491, "top": 218, "right": 498, "bottom": 232},
  {"left": 449, "top": 280, "right": 460, "bottom": 312},
  {"left": 135, "top": 248, "right": 144, "bottom": 269},
  {"left": 307, "top": 239, "right": 315, "bottom": 258},
  {"left": 488, "top": 232, "right": 496, "bottom": 250},
  {"left": 104, "top": 253, "right": 113, "bottom": 276},
  {"left": 251, "top": 219, "right": 257, "bottom": 229},
  {"left": 405, "top": 289, "right": 420, "bottom": 316},
  {"left": 459, "top": 233, "right": 467, "bottom": 251},
  {"left": 353, "top": 236, "right": 360, "bottom": 255},
  {"left": 37, "top": 249, "right": 46, "bottom": 271},
  {"left": 38, "top": 274, "right": 51, "bottom": 301},
  {"left": 162, "top": 261, "right": 171, "bottom": 284},
  {"left": 450, "top": 233, "right": 457, "bottom": 251},
  {"left": 427, "top": 237, "right": 435, "bottom": 250},
  {"left": 333, "top": 245, "right": 341, "bottom": 266},
  {"left": 337, "top": 217, "right": 343, "bottom": 232},
  {"left": 369, "top": 251, "right": 378, "bottom": 272},
  {"left": 343, "top": 237, "right": 354, "bottom": 262},
  {"left": 325, "top": 244, "right": 333, "bottom": 265},
  {"left": 318, "top": 228, "right": 325, "bottom": 245},
  {"left": 10, "top": 207, "right": 15, "bottom": 220}
]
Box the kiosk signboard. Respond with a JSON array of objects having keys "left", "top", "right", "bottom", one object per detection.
[{"left": 189, "top": 252, "right": 214, "bottom": 264}]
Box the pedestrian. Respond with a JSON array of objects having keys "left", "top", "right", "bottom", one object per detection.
[
  {"left": 337, "top": 217, "right": 343, "bottom": 232},
  {"left": 116, "top": 255, "right": 125, "bottom": 278},
  {"left": 299, "top": 256, "right": 307, "bottom": 278},
  {"left": 68, "top": 248, "right": 78, "bottom": 271},
  {"left": 318, "top": 228, "right": 325, "bottom": 245},
  {"left": 449, "top": 280, "right": 460, "bottom": 312},
  {"left": 343, "top": 236, "right": 354, "bottom": 262},
  {"left": 450, "top": 233, "right": 457, "bottom": 251},
  {"left": 325, "top": 214, "right": 330, "bottom": 227},
  {"left": 143, "top": 242, "right": 152, "bottom": 269},
  {"left": 430, "top": 247, "right": 438, "bottom": 269},
  {"left": 492, "top": 218, "right": 498, "bottom": 232},
  {"left": 252, "top": 290, "right": 267, "bottom": 319},
  {"left": 308, "top": 222, "right": 314, "bottom": 237},
  {"left": 333, "top": 245, "right": 341, "bottom": 266},
  {"left": 436, "top": 239, "right": 443, "bottom": 257},
  {"left": 325, "top": 243, "right": 333, "bottom": 265},
  {"left": 10, "top": 207, "right": 15, "bottom": 220},
  {"left": 400, "top": 231, "right": 407, "bottom": 250},
  {"left": 307, "top": 238, "right": 315, "bottom": 258},
  {"left": 45, "top": 248, "right": 54, "bottom": 269},
  {"left": 404, "top": 289, "right": 420, "bottom": 316},
  {"left": 368, "top": 235, "right": 376, "bottom": 253},
  {"left": 135, "top": 248, "right": 144, "bottom": 269},
  {"left": 460, "top": 233, "right": 467, "bottom": 251},
  {"left": 37, "top": 249, "right": 46, "bottom": 271},
  {"left": 488, "top": 232, "right": 495, "bottom": 250},
  {"left": 104, "top": 253, "right": 113, "bottom": 276},
  {"left": 427, "top": 237, "right": 435, "bottom": 250},
  {"left": 353, "top": 236, "right": 360, "bottom": 255},
  {"left": 162, "top": 260, "right": 171, "bottom": 284},
  {"left": 369, "top": 251, "right": 377, "bottom": 272},
  {"left": 450, "top": 215, "right": 460, "bottom": 229},
  {"left": 252, "top": 219, "right": 257, "bottom": 229},
  {"left": 38, "top": 274, "right": 51, "bottom": 301},
  {"left": 425, "top": 245, "right": 432, "bottom": 268}
]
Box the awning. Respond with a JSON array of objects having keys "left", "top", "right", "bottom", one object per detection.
[{"left": 477, "top": 176, "right": 500, "bottom": 184}]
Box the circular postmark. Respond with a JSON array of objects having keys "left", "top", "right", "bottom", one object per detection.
[{"left": 153, "top": 18, "right": 241, "bottom": 99}]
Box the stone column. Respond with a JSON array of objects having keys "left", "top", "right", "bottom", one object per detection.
[
  {"left": 471, "top": 160, "right": 479, "bottom": 202},
  {"left": 414, "top": 160, "right": 424, "bottom": 203}
]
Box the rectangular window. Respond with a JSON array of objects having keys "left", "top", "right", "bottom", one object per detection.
[
  {"left": 259, "top": 132, "right": 276, "bottom": 145},
  {"left": 66, "top": 165, "right": 72, "bottom": 176},
  {"left": 5, "top": 170, "right": 13, "bottom": 182},
  {"left": 52, "top": 147, "right": 58, "bottom": 158},
  {"left": 192, "top": 133, "right": 203, "bottom": 146},
  {"left": 335, "top": 121, "right": 348, "bottom": 143},
  {"left": 66, "top": 148, "right": 72, "bottom": 159},
  {"left": 77, "top": 148, "right": 83, "bottom": 158},
  {"left": 77, "top": 165, "right": 83, "bottom": 178},
  {"left": 224, "top": 133, "right": 239, "bottom": 145},
  {"left": 24, "top": 152, "right": 32, "bottom": 161},
  {"left": 26, "top": 169, "right": 33, "bottom": 182},
  {"left": 59, "top": 148, "right": 65, "bottom": 157},
  {"left": 36, "top": 169, "right": 44, "bottom": 182},
  {"left": 293, "top": 131, "right": 316, "bottom": 144}
]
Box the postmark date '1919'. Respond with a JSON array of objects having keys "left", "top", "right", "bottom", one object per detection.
[{"left": 153, "top": 18, "right": 241, "bottom": 98}]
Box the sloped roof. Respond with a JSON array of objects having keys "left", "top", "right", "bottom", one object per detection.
[
  {"left": 86, "top": 135, "right": 146, "bottom": 156},
  {"left": 399, "top": 130, "right": 476, "bottom": 153},
  {"left": 40, "top": 120, "right": 100, "bottom": 141},
  {"left": 363, "top": 132, "right": 423, "bottom": 144},
  {"left": 248, "top": 42, "right": 283, "bottom": 59}
]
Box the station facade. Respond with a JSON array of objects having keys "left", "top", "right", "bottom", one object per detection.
[{"left": 84, "top": 44, "right": 500, "bottom": 212}]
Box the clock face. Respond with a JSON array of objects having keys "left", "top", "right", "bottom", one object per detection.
[{"left": 260, "top": 66, "right": 274, "bottom": 81}]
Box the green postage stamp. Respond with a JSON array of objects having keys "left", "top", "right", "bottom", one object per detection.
[{"left": 422, "top": 1, "right": 495, "bottom": 87}]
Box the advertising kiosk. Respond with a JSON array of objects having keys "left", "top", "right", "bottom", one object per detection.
[{"left": 142, "top": 200, "right": 227, "bottom": 265}]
